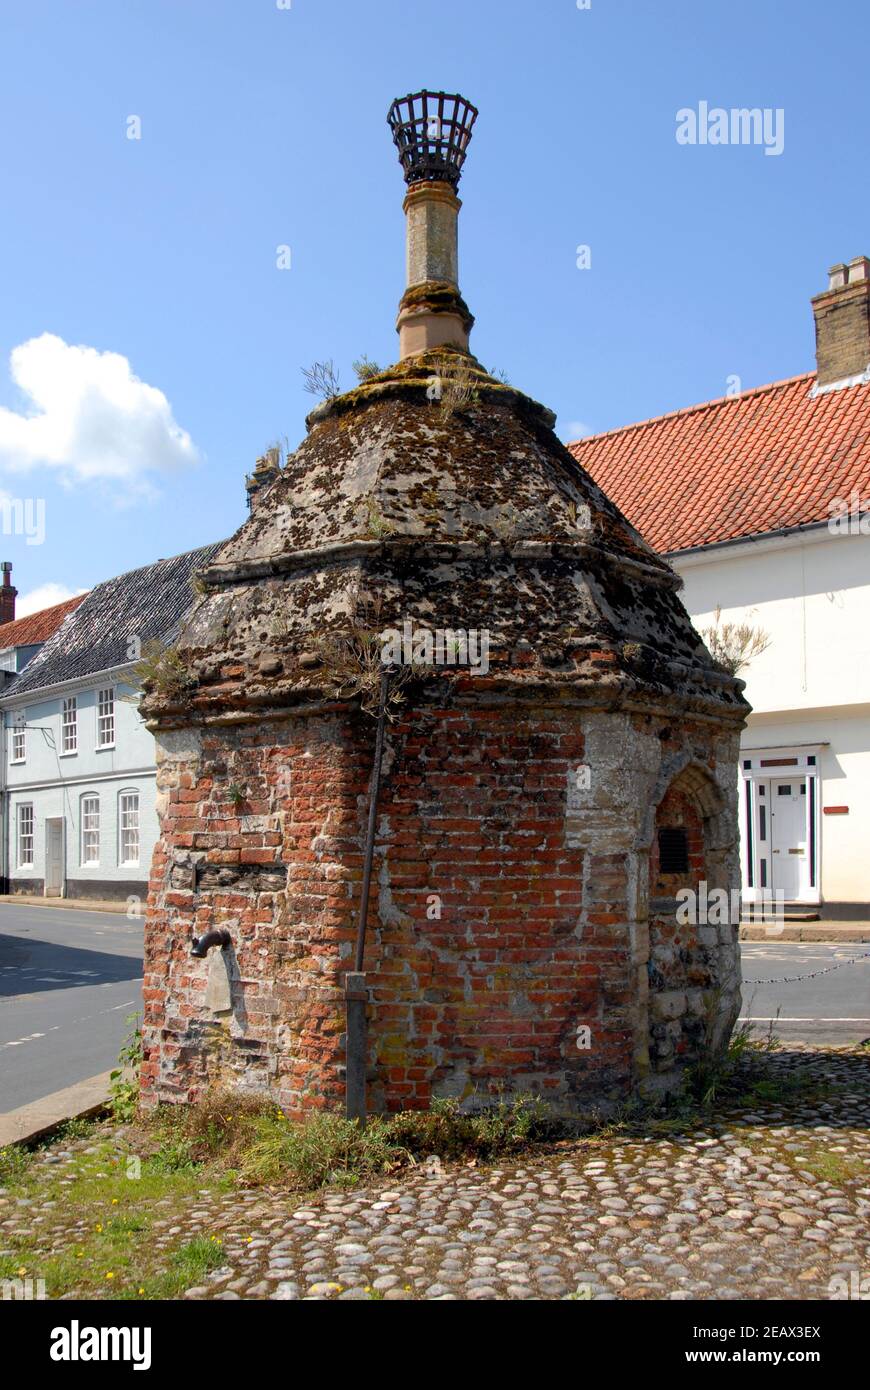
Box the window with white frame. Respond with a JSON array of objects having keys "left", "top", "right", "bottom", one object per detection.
[
  {"left": 81, "top": 794, "right": 100, "bottom": 865},
  {"left": 11, "top": 717, "right": 26, "bottom": 763},
  {"left": 119, "top": 790, "right": 140, "bottom": 866},
  {"left": 17, "top": 804, "right": 34, "bottom": 868},
  {"left": 97, "top": 688, "right": 115, "bottom": 747},
  {"left": 62, "top": 696, "right": 78, "bottom": 753}
]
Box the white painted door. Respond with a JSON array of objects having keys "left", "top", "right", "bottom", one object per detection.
[
  {"left": 769, "top": 780, "right": 807, "bottom": 899},
  {"left": 45, "top": 817, "right": 64, "bottom": 897}
]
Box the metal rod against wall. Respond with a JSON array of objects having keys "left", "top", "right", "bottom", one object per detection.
[
  {"left": 345, "top": 666, "right": 391, "bottom": 1124},
  {"left": 353, "top": 667, "right": 390, "bottom": 975}
]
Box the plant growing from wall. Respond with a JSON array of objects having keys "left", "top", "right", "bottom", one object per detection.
[
  {"left": 700, "top": 606, "right": 771, "bottom": 675},
  {"left": 431, "top": 354, "right": 478, "bottom": 421},
  {"left": 357, "top": 496, "right": 397, "bottom": 540},
  {"left": 312, "top": 601, "right": 429, "bottom": 719},
  {"left": 110, "top": 1014, "right": 143, "bottom": 1122},
  {"left": 226, "top": 783, "right": 247, "bottom": 809},
  {"left": 134, "top": 640, "right": 193, "bottom": 703},
  {"left": 352, "top": 355, "right": 383, "bottom": 383},
  {"left": 301, "top": 360, "right": 342, "bottom": 401}
]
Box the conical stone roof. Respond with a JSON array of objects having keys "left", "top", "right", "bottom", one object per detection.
[{"left": 143, "top": 348, "right": 748, "bottom": 727}]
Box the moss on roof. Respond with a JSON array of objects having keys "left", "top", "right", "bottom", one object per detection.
[{"left": 141, "top": 351, "right": 749, "bottom": 729}]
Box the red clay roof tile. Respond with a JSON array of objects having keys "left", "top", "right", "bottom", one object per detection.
[
  {"left": 0, "top": 593, "right": 86, "bottom": 649},
  {"left": 569, "top": 372, "right": 870, "bottom": 553}
]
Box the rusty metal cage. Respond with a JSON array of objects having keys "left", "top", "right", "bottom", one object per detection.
[{"left": 387, "top": 90, "right": 478, "bottom": 188}]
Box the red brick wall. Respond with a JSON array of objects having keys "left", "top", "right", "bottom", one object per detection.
[{"left": 141, "top": 706, "right": 637, "bottom": 1114}]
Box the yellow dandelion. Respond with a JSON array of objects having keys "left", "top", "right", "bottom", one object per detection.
[
  {"left": 112, "top": 1198, "right": 119, "bottom": 1205},
  {"left": 106, "top": 1272, "right": 115, "bottom": 1280},
  {"left": 95, "top": 1223, "right": 103, "bottom": 1232},
  {"left": 17, "top": 1266, "right": 26, "bottom": 1277}
]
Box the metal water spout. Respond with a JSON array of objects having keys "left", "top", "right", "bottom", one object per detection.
[{"left": 190, "top": 927, "right": 232, "bottom": 958}]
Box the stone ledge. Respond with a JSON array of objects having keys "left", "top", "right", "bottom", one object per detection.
[
  {"left": 0, "top": 894, "right": 128, "bottom": 915},
  {"left": 740, "top": 921, "right": 870, "bottom": 942},
  {"left": 0, "top": 1071, "right": 113, "bottom": 1147}
]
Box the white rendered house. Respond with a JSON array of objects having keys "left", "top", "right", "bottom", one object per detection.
[{"left": 572, "top": 257, "right": 870, "bottom": 917}]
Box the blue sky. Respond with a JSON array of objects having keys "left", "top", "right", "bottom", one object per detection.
[{"left": 0, "top": 0, "right": 866, "bottom": 611}]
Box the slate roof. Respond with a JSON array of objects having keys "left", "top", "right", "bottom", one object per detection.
[
  {"left": 4, "top": 544, "right": 223, "bottom": 698},
  {"left": 0, "top": 593, "right": 87, "bottom": 650},
  {"left": 568, "top": 373, "right": 870, "bottom": 554}
]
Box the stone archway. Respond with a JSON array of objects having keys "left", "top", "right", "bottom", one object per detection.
[{"left": 639, "top": 759, "right": 740, "bottom": 1083}]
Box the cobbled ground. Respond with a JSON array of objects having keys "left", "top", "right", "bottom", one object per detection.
[{"left": 5, "top": 1045, "right": 869, "bottom": 1301}]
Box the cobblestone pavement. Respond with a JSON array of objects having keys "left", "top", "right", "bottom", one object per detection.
[
  {"left": 192, "top": 1049, "right": 870, "bottom": 1301},
  {"left": 7, "top": 1047, "right": 870, "bottom": 1301}
]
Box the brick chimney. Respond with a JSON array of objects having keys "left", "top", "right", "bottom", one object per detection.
[
  {"left": 388, "top": 92, "right": 477, "bottom": 359},
  {"left": 811, "top": 256, "right": 870, "bottom": 387},
  {"left": 0, "top": 562, "right": 17, "bottom": 625}
]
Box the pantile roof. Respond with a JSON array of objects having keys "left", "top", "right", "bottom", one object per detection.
[
  {"left": 0, "top": 593, "right": 86, "bottom": 650},
  {"left": 568, "top": 373, "right": 870, "bottom": 553}
]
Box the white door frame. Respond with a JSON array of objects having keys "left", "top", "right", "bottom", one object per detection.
[
  {"left": 740, "top": 745, "right": 822, "bottom": 904},
  {"left": 44, "top": 816, "right": 66, "bottom": 899}
]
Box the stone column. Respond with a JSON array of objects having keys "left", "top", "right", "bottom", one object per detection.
[{"left": 396, "top": 182, "right": 474, "bottom": 358}]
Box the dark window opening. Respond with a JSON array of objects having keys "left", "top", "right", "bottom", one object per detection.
[{"left": 658, "top": 826, "right": 689, "bottom": 874}]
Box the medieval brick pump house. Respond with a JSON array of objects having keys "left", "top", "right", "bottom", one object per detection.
[{"left": 141, "top": 92, "right": 749, "bottom": 1117}]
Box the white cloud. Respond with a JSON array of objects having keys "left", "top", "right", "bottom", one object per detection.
[
  {"left": 563, "top": 420, "right": 593, "bottom": 441},
  {"left": 15, "top": 582, "right": 88, "bottom": 618},
  {"left": 0, "top": 333, "right": 201, "bottom": 492}
]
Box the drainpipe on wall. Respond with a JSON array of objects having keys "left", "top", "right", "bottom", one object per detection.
[{"left": 345, "top": 666, "right": 391, "bottom": 1124}]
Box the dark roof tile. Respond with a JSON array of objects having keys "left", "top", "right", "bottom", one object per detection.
[{"left": 5, "top": 544, "right": 223, "bottom": 697}]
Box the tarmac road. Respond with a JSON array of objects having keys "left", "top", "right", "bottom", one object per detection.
[
  {"left": 0, "top": 902, "right": 143, "bottom": 1113},
  {"left": 739, "top": 940, "right": 870, "bottom": 1045}
]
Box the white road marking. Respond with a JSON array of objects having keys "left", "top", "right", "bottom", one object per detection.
[
  {"left": 2, "top": 1030, "right": 48, "bottom": 1048},
  {"left": 1, "top": 997, "right": 139, "bottom": 1046},
  {"left": 739, "top": 1016, "right": 870, "bottom": 1023}
]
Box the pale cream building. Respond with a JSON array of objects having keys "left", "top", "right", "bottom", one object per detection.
[{"left": 572, "top": 258, "right": 870, "bottom": 917}]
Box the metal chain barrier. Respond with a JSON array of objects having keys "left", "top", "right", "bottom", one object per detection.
[{"left": 743, "top": 949, "right": 870, "bottom": 986}]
